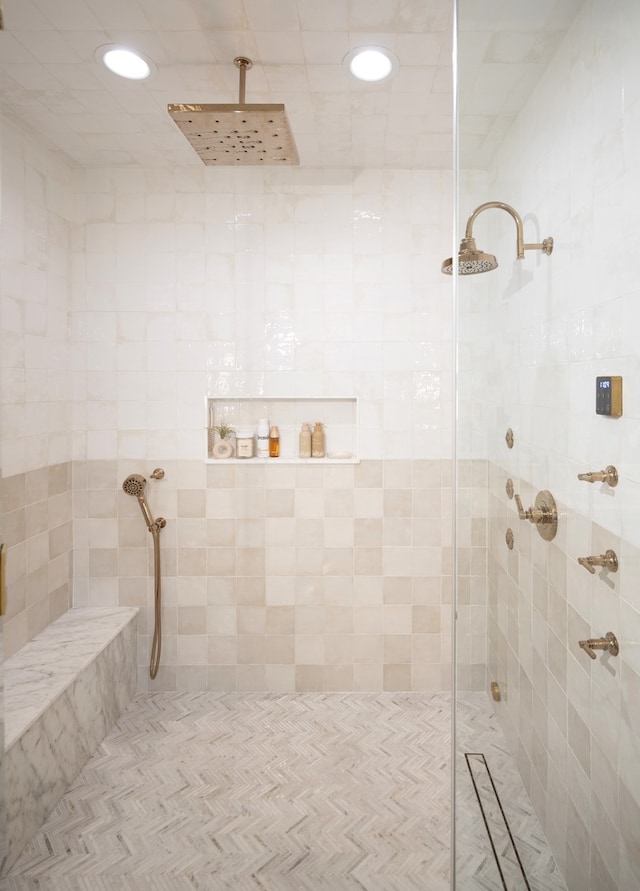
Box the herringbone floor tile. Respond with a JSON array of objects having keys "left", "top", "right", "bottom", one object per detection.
[{"left": 4, "top": 692, "right": 452, "bottom": 891}]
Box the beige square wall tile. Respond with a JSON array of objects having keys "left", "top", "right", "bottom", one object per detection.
[
  {"left": 266, "top": 664, "right": 296, "bottom": 691},
  {"left": 324, "top": 634, "right": 352, "bottom": 665},
  {"left": 266, "top": 635, "right": 294, "bottom": 664},
  {"left": 295, "top": 665, "right": 324, "bottom": 692},
  {"left": 207, "top": 635, "right": 237, "bottom": 664},
  {"left": 237, "top": 606, "right": 266, "bottom": 635},
  {"left": 295, "top": 634, "right": 324, "bottom": 664},
  {"left": 383, "top": 664, "right": 411, "bottom": 691},
  {"left": 384, "top": 577, "right": 412, "bottom": 604},
  {"left": 324, "top": 664, "right": 354, "bottom": 692},
  {"left": 354, "top": 634, "right": 383, "bottom": 663},
  {"left": 413, "top": 605, "right": 442, "bottom": 633},
  {"left": 207, "top": 666, "right": 236, "bottom": 691},
  {"left": 237, "top": 635, "right": 266, "bottom": 664},
  {"left": 384, "top": 634, "right": 411, "bottom": 663},
  {"left": 178, "top": 606, "right": 206, "bottom": 634},
  {"left": 353, "top": 663, "right": 383, "bottom": 691},
  {"left": 266, "top": 605, "right": 295, "bottom": 634}
]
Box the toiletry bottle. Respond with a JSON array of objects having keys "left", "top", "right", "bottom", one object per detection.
[
  {"left": 256, "top": 417, "right": 270, "bottom": 458},
  {"left": 311, "top": 421, "right": 325, "bottom": 458},
  {"left": 269, "top": 425, "right": 280, "bottom": 458},
  {"left": 299, "top": 423, "right": 312, "bottom": 458}
]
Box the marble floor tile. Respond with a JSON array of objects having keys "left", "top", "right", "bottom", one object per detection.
[
  {"left": 4, "top": 690, "right": 566, "bottom": 890},
  {"left": 4, "top": 692, "right": 452, "bottom": 890}
]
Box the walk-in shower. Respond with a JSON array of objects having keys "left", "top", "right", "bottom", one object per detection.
[
  {"left": 122, "top": 470, "right": 166, "bottom": 680},
  {"left": 442, "top": 200, "right": 554, "bottom": 275}
]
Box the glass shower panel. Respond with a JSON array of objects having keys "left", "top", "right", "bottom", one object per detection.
[{"left": 454, "top": 0, "right": 640, "bottom": 888}]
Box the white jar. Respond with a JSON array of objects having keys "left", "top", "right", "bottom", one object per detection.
[{"left": 235, "top": 429, "right": 255, "bottom": 458}]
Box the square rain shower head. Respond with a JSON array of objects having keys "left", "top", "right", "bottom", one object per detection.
[{"left": 167, "top": 103, "right": 299, "bottom": 166}]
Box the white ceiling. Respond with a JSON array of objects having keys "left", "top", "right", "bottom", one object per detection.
[{"left": 0, "top": 0, "right": 582, "bottom": 170}]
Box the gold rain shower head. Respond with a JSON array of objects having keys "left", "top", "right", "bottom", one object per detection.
[
  {"left": 441, "top": 201, "right": 553, "bottom": 275},
  {"left": 168, "top": 57, "right": 299, "bottom": 167}
]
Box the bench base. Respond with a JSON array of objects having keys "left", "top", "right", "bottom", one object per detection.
[{"left": 2, "top": 608, "right": 138, "bottom": 874}]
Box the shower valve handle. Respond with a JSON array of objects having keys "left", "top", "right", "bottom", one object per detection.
[
  {"left": 513, "top": 490, "right": 558, "bottom": 542},
  {"left": 514, "top": 492, "right": 554, "bottom": 525}
]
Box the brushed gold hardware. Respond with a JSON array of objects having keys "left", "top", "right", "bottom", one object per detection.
[
  {"left": 513, "top": 489, "right": 558, "bottom": 541},
  {"left": 579, "top": 631, "right": 619, "bottom": 660},
  {"left": 441, "top": 201, "right": 554, "bottom": 275},
  {"left": 578, "top": 549, "right": 618, "bottom": 575},
  {"left": 150, "top": 468, "right": 165, "bottom": 480},
  {"left": 505, "top": 528, "right": 514, "bottom": 550},
  {"left": 505, "top": 428, "right": 514, "bottom": 449},
  {"left": 577, "top": 465, "right": 618, "bottom": 487},
  {"left": 0, "top": 542, "right": 6, "bottom": 617},
  {"left": 505, "top": 478, "right": 514, "bottom": 499},
  {"left": 491, "top": 681, "right": 501, "bottom": 702}
]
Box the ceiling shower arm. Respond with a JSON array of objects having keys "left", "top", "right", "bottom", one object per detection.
[{"left": 234, "top": 56, "right": 252, "bottom": 104}]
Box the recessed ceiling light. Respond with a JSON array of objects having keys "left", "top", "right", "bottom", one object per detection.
[
  {"left": 344, "top": 46, "right": 399, "bottom": 82},
  {"left": 96, "top": 45, "right": 155, "bottom": 80}
]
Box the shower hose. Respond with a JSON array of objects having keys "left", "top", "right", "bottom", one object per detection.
[{"left": 149, "top": 522, "right": 162, "bottom": 680}]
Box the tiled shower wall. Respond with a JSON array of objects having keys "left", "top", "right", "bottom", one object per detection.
[
  {"left": 1, "top": 114, "right": 455, "bottom": 687},
  {"left": 74, "top": 457, "right": 452, "bottom": 692},
  {"left": 0, "top": 118, "right": 73, "bottom": 655},
  {"left": 69, "top": 164, "right": 453, "bottom": 691},
  {"left": 460, "top": 1, "right": 640, "bottom": 887}
]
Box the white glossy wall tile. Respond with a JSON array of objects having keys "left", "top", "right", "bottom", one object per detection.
[{"left": 70, "top": 166, "right": 453, "bottom": 462}]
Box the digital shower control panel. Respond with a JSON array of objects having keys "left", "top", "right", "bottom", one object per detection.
[{"left": 596, "top": 376, "right": 623, "bottom": 417}]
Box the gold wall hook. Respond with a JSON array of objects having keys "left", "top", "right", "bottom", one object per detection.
[
  {"left": 513, "top": 489, "right": 558, "bottom": 541},
  {"left": 577, "top": 549, "right": 618, "bottom": 575},
  {"left": 578, "top": 632, "right": 619, "bottom": 660},
  {"left": 577, "top": 465, "right": 618, "bottom": 487}
]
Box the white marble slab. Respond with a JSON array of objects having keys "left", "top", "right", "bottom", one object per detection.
[
  {"left": 5, "top": 607, "right": 138, "bottom": 749},
  {"left": 2, "top": 607, "right": 138, "bottom": 875}
]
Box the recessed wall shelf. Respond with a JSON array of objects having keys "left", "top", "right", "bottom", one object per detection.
[{"left": 205, "top": 397, "right": 359, "bottom": 464}]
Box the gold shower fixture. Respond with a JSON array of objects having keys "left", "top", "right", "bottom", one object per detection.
[
  {"left": 442, "top": 201, "right": 554, "bottom": 275},
  {"left": 168, "top": 57, "right": 299, "bottom": 166}
]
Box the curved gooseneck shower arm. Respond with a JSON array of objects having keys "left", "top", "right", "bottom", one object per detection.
[
  {"left": 442, "top": 199, "right": 554, "bottom": 275},
  {"left": 464, "top": 201, "right": 553, "bottom": 260}
]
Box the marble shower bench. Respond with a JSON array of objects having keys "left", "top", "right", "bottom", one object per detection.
[{"left": 2, "top": 607, "right": 138, "bottom": 874}]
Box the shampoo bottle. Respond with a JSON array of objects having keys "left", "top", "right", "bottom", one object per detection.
[
  {"left": 299, "top": 423, "right": 312, "bottom": 458},
  {"left": 311, "top": 421, "right": 325, "bottom": 458},
  {"left": 256, "top": 418, "right": 270, "bottom": 458},
  {"left": 269, "top": 425, "right": 280, "bottom": 458}
]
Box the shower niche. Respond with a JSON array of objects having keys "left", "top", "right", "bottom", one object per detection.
[{"left": 205, "top": 397, "right": 358, "bottom": 464}]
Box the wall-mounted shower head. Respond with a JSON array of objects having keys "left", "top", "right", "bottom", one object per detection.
[
  {"left": 441, "top": 236, "right": 498, "bottom": 275},
  {"left": 122, "top": 474, "right": 155, "bottom": 529},
  {"left": 442, "top": 201, "right": 553, "bottom": 276}
]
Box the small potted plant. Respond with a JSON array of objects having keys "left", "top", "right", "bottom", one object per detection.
[{"left": 212, "top": 423, "right": 235, "bottom": 459}]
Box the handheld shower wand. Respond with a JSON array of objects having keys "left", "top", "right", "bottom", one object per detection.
[
  {"left": 122, "top": 474, "right": 156, "bottom": 530},
  {"left": 122, "top": 472, "right": 166, "bottom": 679}
]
